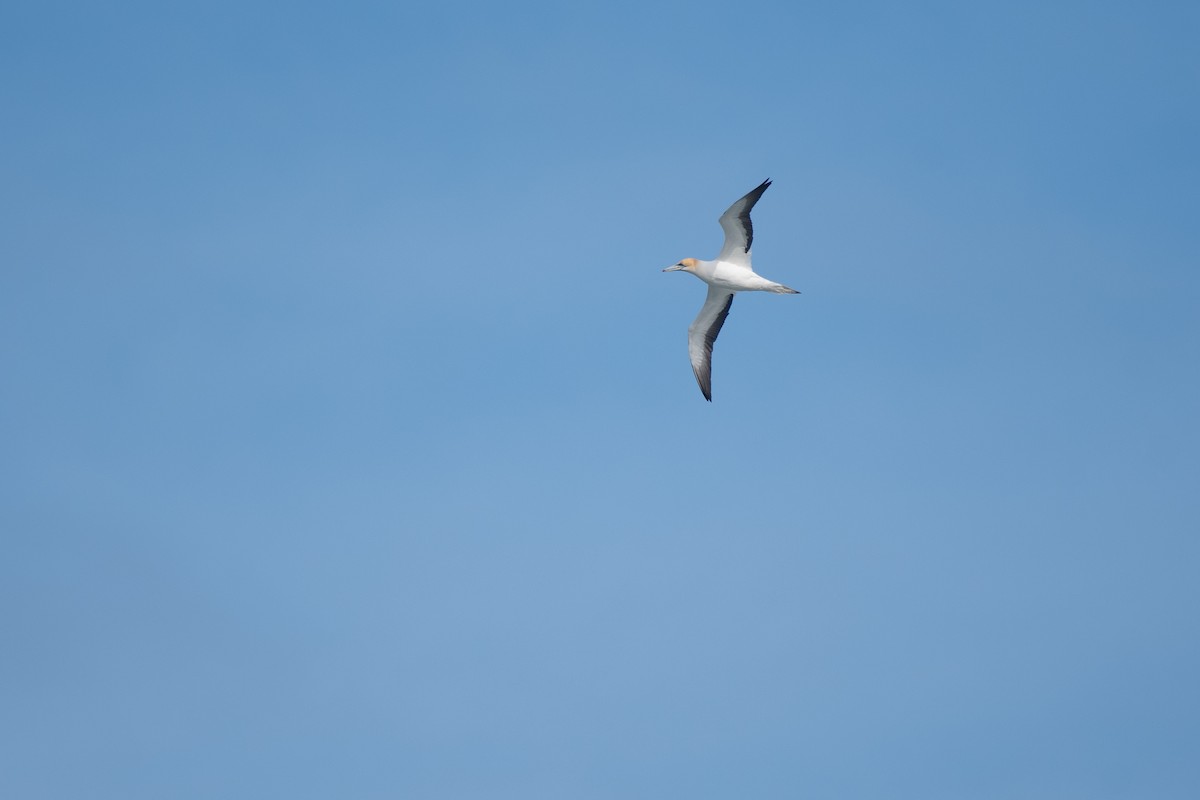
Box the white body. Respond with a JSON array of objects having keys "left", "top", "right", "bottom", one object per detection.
[
  {"left": 663, "top": 179, "right": 798, "bottom": 401},
  {"left": 688, "top": 258, "right": 795, "bottom": 293}
]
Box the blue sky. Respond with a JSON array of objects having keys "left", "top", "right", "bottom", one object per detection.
[{"left": 3, "top": 1, "right": 1198, "bottom": 798}]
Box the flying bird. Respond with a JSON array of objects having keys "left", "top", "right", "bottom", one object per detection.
[{"left": 663, "top": 179, "right": 799, "bottom": 401}]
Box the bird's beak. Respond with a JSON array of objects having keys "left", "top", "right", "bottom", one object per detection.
[{"left": 662, "top": 264, "right": 685, "bottom": 272}]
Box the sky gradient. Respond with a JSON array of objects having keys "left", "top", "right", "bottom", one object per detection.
[{"left": 3, "top": 1, "right": 1199, "bottom": 798}]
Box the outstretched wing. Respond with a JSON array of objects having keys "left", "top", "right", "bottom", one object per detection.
[
  {"left": 716, "top": 178, "right": 771, "bottom": 266},
  {"left": 687, "top": 286, "right": 735, "bottom": 402}
]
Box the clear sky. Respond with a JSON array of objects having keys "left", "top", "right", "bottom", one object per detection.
[{"left": 3, "top": 1, "right": 1198, "bottom": 798}]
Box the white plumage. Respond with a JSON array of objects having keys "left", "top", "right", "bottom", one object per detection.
[{"left": 663, "top": 179, "right": 799, "bottom": 401}]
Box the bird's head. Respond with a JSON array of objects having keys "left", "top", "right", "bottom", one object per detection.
[{"left": 662, "top": 258, "right": 698, "bottom": 273}]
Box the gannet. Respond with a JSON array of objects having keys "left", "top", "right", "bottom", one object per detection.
[{"left": 663, "top": 179, "right": 799, "bottom": 401}]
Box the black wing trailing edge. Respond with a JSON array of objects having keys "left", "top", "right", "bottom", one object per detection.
[
  {"left": 731, "top": 178, "right": 771, "bottom": 253},
  {"left": 691, "top": 292, "right": 734, "bottom": 402}
]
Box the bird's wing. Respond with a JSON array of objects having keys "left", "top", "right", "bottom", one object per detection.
[
  {"left": 687, "top": 286, "right": 735, "bottom": 402},
  {"left": 716, "top": 178, "right": 771, "bottom": 267}
]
